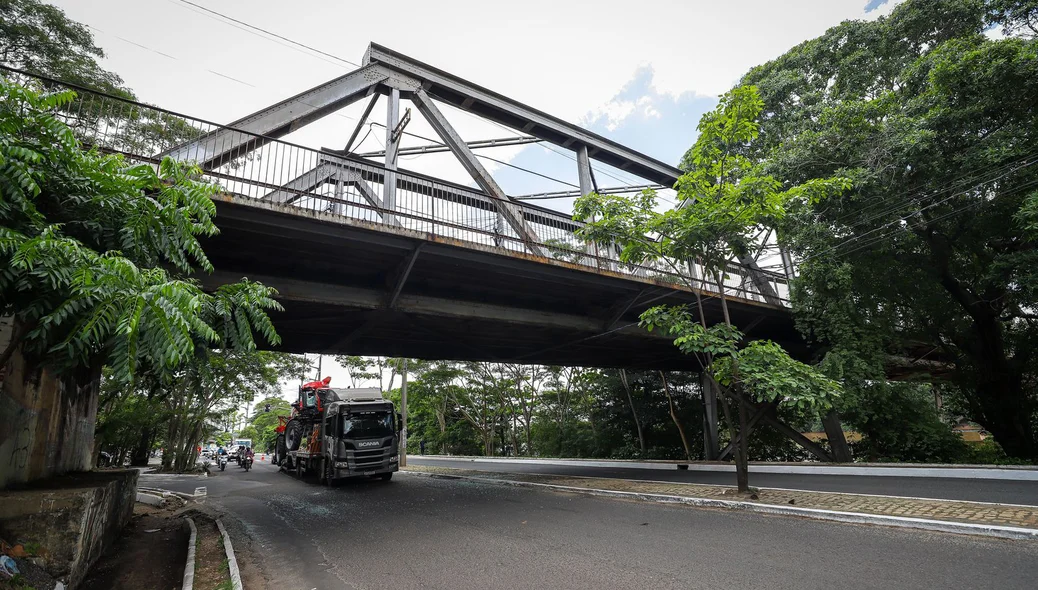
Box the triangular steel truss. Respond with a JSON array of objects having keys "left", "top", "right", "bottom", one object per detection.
[{"left": 162, "top": 43, "right": 783, "bottom": 302}]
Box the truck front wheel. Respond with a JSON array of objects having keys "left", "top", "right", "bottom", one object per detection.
[{"left": 378, "top": 472, "right": 393, "bottom": 482}]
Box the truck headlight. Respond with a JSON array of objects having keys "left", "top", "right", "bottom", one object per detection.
[
  {"left": 335, "top": 461, "right": 349, "bottom": 468},
  {"left": 389, "top": 456, "right": 398, "bottom": 462}
]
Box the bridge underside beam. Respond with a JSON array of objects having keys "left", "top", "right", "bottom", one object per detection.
[
  {"left": 201, "top": 195, "right": 804, "bottom": 369},
  {"left": 199, "top": 270, "right": 663, "bottom": 340}
]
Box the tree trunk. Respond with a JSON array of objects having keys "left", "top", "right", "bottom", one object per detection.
[
  {"left": 484, "top": 430, "right": 494, "bottom": 456},
  {"left": 737, "top": 395, "right": 750, "bottom": 492},
  {"left": 659, "top": 371, "right": 693, "bottom": 461},
  {"left": 974, "top": 371, "right": 1037, "bottom": 460},
  {"left": 435, "top": 405, "right": 447, "bottom": 455},
  {"left": 588, "top": 411, "right": 599, "bottom": 456},
  {"left": 510, "top": 419, "right": 519, "bottom": 457},
  {"left": 821, "top": 410, "right": 852, "bottom": 462},
  {"left": 130, "top": 426, "right": 153, "bottom": 467},
  {"left": 619, "top": 369, "right": 646, "bottom": 454},
  {"left": 717, "top": 389, "right": 748, "bottom": 492}
]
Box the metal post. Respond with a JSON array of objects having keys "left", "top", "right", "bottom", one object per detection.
[
  {"left": 701, "top": 372, "right": 719, "bottom": 460},
  {"left": 332, "top": 179, "right": 344, "bottom": 215},
  {"left": 576, "top": 145, "right": 605, "bottom": 268},
  {"left": 400, "top": 358, "right": 408, "bottom": 467},
  {"left": 385, "top": 88, "right": 400, "bottom": 216},
  {"left": 780, "top": 246, "right": 796, "bottom": 279}
]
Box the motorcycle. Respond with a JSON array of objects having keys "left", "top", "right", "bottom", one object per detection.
[
  {"left": 241, "top": 454, "right": 253, "bottom": 472},
  {"left": 218, "top": 454, "right": 228, "bottom": 471}
]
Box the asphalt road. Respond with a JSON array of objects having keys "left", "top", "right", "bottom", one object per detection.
[
  {"left": 141, "top": 463, "right": 1038, "bottom": 590},
  {"left": 409, "top": 457, "right": 1038, "bottom": 505}
]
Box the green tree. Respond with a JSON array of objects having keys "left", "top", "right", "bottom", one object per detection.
[
  {"left": 250, "top": 396, "right": 293, "bottom": 452},
  {"left": 0, "top": 78, "right": 281, "bottom": 382},
  {"left": 746, "top": 0, "right": 1038, "bottom": 458},
  {"left": 0, "top": 0, "right": 130, "bottom": 95},
  {"left": 576, "top": 85, "right": 844, "bottom": 491},
  {"left": 157, "top": 351, "right": 306, "bottom": 471},
  {"left": 0, "top": 0, "right": 204, "bottom": 154}
]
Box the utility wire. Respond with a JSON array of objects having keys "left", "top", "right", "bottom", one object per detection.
[
  {"left": 826, "top": 158, "right": 1024, "bottom": 236},
  {"left": 829, "top": 151, "right": 1037, "bottom": 229},
  {"left": 801, "top": 163, "right": 1038, "bottom": 263},
  {"left": 442, "top": 98, "right": 680, "bottom": 205},
  {"left": 115, "top": 5, "right": 658, "bottom": 202},
  {"left": 86, "top": 25, "right": 358, "bottom": 122},
  {"left": 833, "top": 178, "right": 1038, "bottom": 260},
  {"left": 170, "top": 0, "right": 360, "bottom": 68}
]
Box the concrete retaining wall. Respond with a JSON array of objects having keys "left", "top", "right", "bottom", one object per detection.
[
  {"left": 0, "top": 470, "right": 139, "bottom": 589},
  {"left": 0, "top": 321, "right": 100, "bottom": 489}
]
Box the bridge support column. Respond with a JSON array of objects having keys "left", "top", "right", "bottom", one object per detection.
[
  {"left": 400, "top": 359, "right": 408, "bottom": 467},
  {"left": 701, "top": 372, "right": 719, "bottom": 460},
  {"left": 385, "top": 87, "right": 401, "bottom": 219}
]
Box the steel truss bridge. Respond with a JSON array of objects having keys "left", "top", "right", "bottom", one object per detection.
[
  {"left": 29, "top": 42, "right": 798, "bottom": 364},
  {"left": 12, "top": 43, "right": 857, "bottom": 461}
]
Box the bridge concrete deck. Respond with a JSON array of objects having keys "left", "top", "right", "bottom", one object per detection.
[{"left": 197, "top": 196, "right": 802, "bottom": 369}]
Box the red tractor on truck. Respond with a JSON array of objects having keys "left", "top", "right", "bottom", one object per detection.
[{"left": 273, "top": 377, "right": 401, "bottom": 485}]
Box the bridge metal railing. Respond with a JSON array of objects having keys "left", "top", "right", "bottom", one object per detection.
[{"left": 15, "top": 70, "right": 790, "bottom": 306}]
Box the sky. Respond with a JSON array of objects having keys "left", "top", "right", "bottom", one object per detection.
[{"left": 48, "top": 0, "right": 901, "bottom": 401}]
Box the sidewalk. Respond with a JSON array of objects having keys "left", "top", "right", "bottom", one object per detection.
[
  {"left": 403, "top": 464, "right": 1038, "bottom": 531},
  {"left": 411, "top": 455, "right": 1038, "bottom": 480}
]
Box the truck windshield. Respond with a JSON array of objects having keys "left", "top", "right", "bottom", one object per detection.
[{"left": 342, "top": 412, "right": 394, "bottom": 439}]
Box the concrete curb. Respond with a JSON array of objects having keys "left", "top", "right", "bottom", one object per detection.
[
  {"left": 403, "top": 470, "right": 1038, "bottom": 541},
  {"left": 412, "top": 455, "right": 1038, "bottom": 481},
  {"left": 136, "top": 491, "right": 164, "bottom": 506},
  {"left": 216, "top": 518, "right": 244, "bottom": 590},
  {"left": 138, "top": 485, "right": 207, "bottom": 500},
  {"left": 183, "top": 517, "right": 197, "bottom": 590}
]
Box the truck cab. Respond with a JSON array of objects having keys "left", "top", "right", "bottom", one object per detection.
[{"left": 325, "top": 388, "right": 399, "bottom": 479}]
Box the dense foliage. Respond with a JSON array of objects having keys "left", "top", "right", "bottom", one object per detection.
[
  {"left": 574, "top": 84, "right": 845, "bottom": 488},
  {"left": 744, "top": 0, "right": 1038, "bottom": 459},
  {"left": 0, "top": 79, "right": 281, "bottom": 382}
]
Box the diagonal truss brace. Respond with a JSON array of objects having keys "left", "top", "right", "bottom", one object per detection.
[
  {"left": 160, "top": 63, "right": 390, "bottom": 168},
  {"left": 409, "top": 88, "right": 546, "bottom": 257},
  {"left": 262, "top": 160, "right": 399, "bottom": 226}
]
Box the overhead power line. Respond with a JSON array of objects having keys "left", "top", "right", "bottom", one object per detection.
[
  {"left": 801, "top": 158, "right": 1038, "bottom": 263},
  {"left": 833, "top": 152, "right": 1038, "bottom": 231},
  {"left": 170, "top": 0, "right": 361, "bottom": 68}
]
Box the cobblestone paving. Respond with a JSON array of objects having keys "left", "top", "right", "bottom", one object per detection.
[{"left": 404, "top": 465, "right": 1038, "bottom": 529}]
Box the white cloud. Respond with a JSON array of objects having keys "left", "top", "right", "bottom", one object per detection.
[
  {"left": 586, "top": 99, "right": 637, "bottom": 131},
  {"left": 636, "top": 95, "right": 662, "bottom": 120}
]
